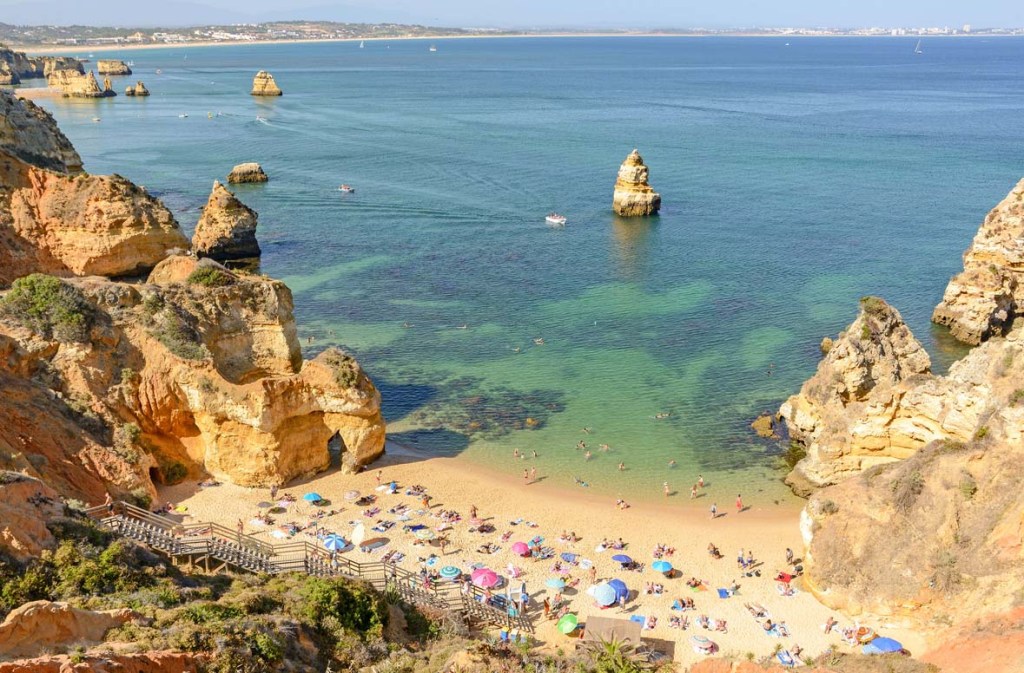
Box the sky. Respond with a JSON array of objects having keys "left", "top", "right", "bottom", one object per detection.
[{"left": 0, "top": 0, "right": 1021, "bottom": 29}]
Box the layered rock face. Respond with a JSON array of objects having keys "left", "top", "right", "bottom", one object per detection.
[
  {"left": 0, "top": 91, "right": 82, "bottom": 173},
  {"left": 192, "top": 181, "right": 261, "bottom": 261},
  {"left": 779, "top": 297, "right": 934, "bottom": 493},
  {"left": 0, "top": 48, "right": 82, "bottom": 85},
  {"left": 46, "top": 70, "right": 114, "bottom": 99},
  {"left": 0, "top": 474, "right": 63, "bottom": 563},
  {"left": 124, "top": 81, "right": 149, "bottom": 97},
  {"left": 932, "top": 178, "right": 1024, "bottom": 344},
  {"left": 612, "top": 149, "right": 661, "bottom": 217},
  {"left": 0, "top": 651, "right": 200, "bottom": 673},
  {"left": 0, "top": 601, "right": 137, "bottom": 659},
  {"left": 227, "top": 162, "right": 268, "bottom": 184},
  {"left": 96, "top": 60, "right": 131, "bottom": 76},
  {"left": 250, "top": 70, "right": 282, "bottom": 96}
]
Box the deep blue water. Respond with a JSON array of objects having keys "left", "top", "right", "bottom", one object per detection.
[{"left": 32, "top": 36, "right": 1024, "bottom": 503}]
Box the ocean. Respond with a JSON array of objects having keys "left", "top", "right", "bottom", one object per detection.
[{"left": 33, "top": 36, "right": 1024, "bottom": 505}]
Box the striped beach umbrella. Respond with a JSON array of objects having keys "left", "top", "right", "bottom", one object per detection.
[
  {"left": 323, "top": 534, "right": 346, "bottom": 551},
  {"left": 439, "top": 565, "right": 461, "bottom": 579}
]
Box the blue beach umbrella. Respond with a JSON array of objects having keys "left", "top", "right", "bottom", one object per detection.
[
  {"left": 303, "top": 492, "right": 322, "bottom": 502},
  {"left": 546, "top": 578, "right": 567, "bottom": 589},
  {"left": 590, "top": 582, "right": 617, "bottom": 606},
  {"left": 439, "top": 565, "right": 461, "bottom": 579},
  {"left": 652, "top": 560, "right": 673, "bottom": 574},
  {"left": 322, "top": 534, "right": 346, "bottom": 551},
  {"left": 608, "top": 578, "right": 629, "bottom": 601},
  {"left": 611, "top": 554, "right": 632, "bottom": 564},
  {"left": 863, "top": 637, "right": 903, "bottom": 655}
]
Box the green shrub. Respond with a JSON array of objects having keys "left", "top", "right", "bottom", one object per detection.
[
  {"left": 187, "top": 266, "right": 234, "bottom": 288},
  {"left": 150, "top": 308, "right": 208, "bottom": 361},
  {"left": 112, "top": 423, "right": 142, "bottom": 463},
  {"left": 973, "top": 426, "right": 989, "bottom": 441},
  {"left": 860, "top": 321, "right": 872, "bottom": 341},
  {"left": 251, "top": 632, "right": 283, "bottom": 663},
  {"left": 302, "top": 578, "right": 387, "bottom": 638},
  {"left": 859, "top": 295, "right": 889, "bottom": 316},
  {"left": 179, "top": 602, "right": 242, "bottom": 624},
  {"left": 958, "top": 472, "right": 978, "bottom": 500},
  {"left": 321, "top": 349, "right": 361, "bottom": 389},
  {"left": 0, "top": 274, "right": 94, "bottom": 342},
  {"left": 129, "top": 488, "right": 152, "bottom": 510},
  {"left": 1011, "top": 389, "right": 1024, "bottom": 406},
  {"left": 161, "top": 461, "right": 188, "bottom": 485}
]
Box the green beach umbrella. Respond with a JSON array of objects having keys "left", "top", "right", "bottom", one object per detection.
[{"left": 557, "top": 613, "right": 578, "bottom": 634}]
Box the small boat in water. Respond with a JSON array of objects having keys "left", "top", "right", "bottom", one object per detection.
[
  {"left": 91, "top": 117, "right": 101, "bottom": 123},
  {"left": 338, "top": 184, "right": 355, "bottom": 193},
  {"left": 914, "top": 39, "right": 923, "bottom": 54},
  {"left": 429, "top": 45, "right": 437, "bottom": 52},
  {"left": 545, "top": 213, "right": 567, "bottom": 225},
  {"left": 360, "top": 41, "right": 365, "bottom": 48},
  {"left": 178, "top": 114, "right": 188, "bottom": 118}
]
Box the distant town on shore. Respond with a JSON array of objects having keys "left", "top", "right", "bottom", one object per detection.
[{"left": 1, "top": 19, "right": 1021, "bottom": 48}]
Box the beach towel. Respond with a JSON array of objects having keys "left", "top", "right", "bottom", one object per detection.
[
  {"left": 406, "top": 524, "right": 427, "bottom": 532},
  {"left": 671, "top": 600, "right": 683, "bottom": 611},
  {"left": 629, "top": 615, "right": 645, "bottom": 625},
  {"left": 560, "top": 552, "right": 578, "bottom": 563},
  {"left": 579, "top": 558, "right": 593, "bottom": 569},
  {"left": 717, "top": 588, "right": 732, "bottom": 599}
]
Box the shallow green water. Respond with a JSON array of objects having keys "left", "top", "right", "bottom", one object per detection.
[{"left": 33, "top": 36, "right": 1023, "bottom": 503}]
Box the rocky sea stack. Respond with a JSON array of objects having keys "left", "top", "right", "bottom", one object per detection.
[
  {"left": 124, "top": 81, "right": 149, "bottom": 97},
  {"left": 227, "top": 162, "right": 268, "bottom": 184},
  {"left": 932, "top": 178, "right": 1024, "bottom": 345},
  {"left": 46, "top": 70, "right": 115, "bottom": 98},
  {"left": 250, "top": 70, "right": 282, "bottom": 96},
  {"left": 97, "top": 59, "right": 131, "bottom": 76},
  {"left": 612, "top": 148, "right": 661, "bottom": 217},
  {"left": 192, "top": 180, "right": 261, "bottom": 261}
]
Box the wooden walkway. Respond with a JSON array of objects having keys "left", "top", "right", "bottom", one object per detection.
[{"left": 85, "top": 502, "right": 532, "bottom": 634}]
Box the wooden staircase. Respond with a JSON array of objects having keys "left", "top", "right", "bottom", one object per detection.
[{"left": 85, "top": 502, "right": 531, "bottom": 633}]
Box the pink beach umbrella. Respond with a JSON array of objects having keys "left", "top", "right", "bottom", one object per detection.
[
  {"left": 511, "top": 541, "right": 530, "bottom": 557},
  {"left": 471, "top": 568, "right": 500, "bottom": 588}
]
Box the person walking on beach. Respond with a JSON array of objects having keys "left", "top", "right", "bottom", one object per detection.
[
  {"left": 736, "top": 494, "right": 743, "bottom": 513},
  {"left": 530, "top": 467, "right": 537, "bottom": 483},
  {"left": 376, "top": 469, "right": 383, "bottom": 486},
  {"left": 543, "top": 597, "right": 551, "bottom": 619},
  {"left": 690, "top": 484, "right": 698, "bottom": 499},
  {"left": 514, "top": 448, "right": 520, "bottom": 459},
  {"left": 618, "top": 462, "right": 625, "bottom": 471},
  {"left": 710, "top": 503, "right": 717, "bottom": 519},
  {"left": 698, "top": 474, "right": 705, "bottom": 488},
  {"left": 532, "top": 450, "right": 538, "bottom": 458},
  {"left": 663, "top": 482, "right": 670, "bottom": 497},
  {"left": 270, "top": 484, "right": 278, "bottom": 500},
  {"left": 588, "top": 565, "right": 597, "bottom": 585},
  {"left": 523, "top": 469, "right": 529, "bottom": 483},
  {"left": 236, "top": 518, "right": 244, "bottom": 543},
  {"left": 786, "top": 547, "right": 795, "bottom": 565},
  {"left": 439, "top": 536, "right": 449, "bottom": 556},
  {"left": 103, "top": 492, "right": 114, "bottom": 516},
  {"left": 470, "top": 504, "right": 478, "bottom": 519}
]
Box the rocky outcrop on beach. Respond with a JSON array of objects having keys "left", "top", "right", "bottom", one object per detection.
[
  {"left": 0, "top": 48, "right": 82, "bottom": 85},
  {"left": 46, "top": 70, "right": 114, "bottom": 99},
  {"left": 612, "top": 149, "right": 661, "bottom": 217},
  {"left": 227, "top": 162, "right": 268, "bottom": 184},
  {"left": 932, "top": 178, "right": 1024, "bottom": 344},
  {"left": 779, "top": 297, "right": 934, "bottom": 493},
  {"left": 96, "top": 60, "right": 131, "bottom": 76},
  {"left": 250, "top": 70, "right": 282, "bottom": 96},
  {"left": 192, "top": 181, "right": 261, "bottom": 261},
  {"left": 0, "top": 601, "right": 138, "bottom": 659},
  {"left": 124, "top": 81, "right": 149, "bottom": 97},
  {"left": 0, "top": 91, "right": 82, "bottom": 173}
]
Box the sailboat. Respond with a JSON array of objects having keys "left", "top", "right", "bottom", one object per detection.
[
  {"left": 360, "top": 41, "right": 364, "bottom": 48},
  {"left": 914, "top": 40, "right": 923, "bottom": 54}
]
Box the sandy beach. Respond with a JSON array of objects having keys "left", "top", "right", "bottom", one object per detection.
[{"left": 161, "top": 441, "right": 928, "bottom": 667}]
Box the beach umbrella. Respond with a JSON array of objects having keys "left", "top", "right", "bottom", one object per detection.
[
  {"left": 652, "top": 560, "right": 673, "bottom": 574},
  {"left": 589, "top": 582, "right": 617, "bottom": 606},
  {"left": 344, "top": 490, "right": 360, "bottom": 501},
  {"left": 303, "top": 492, "right": 322, "bottom": 502},
  {"left": 557, "top": 613, "right": 578, "bottom": 634},
  {"left": 608, "top": 578, "right": 629, "bottom": 601},
  {"left": 351, "top": 522, "right": 366, "bottom": 546},
  {"left": 511, "top": 541, "right": 530, "bottom": 556},
  {"left": 611, "top": 554, "right": 631, "bottom": 563},
  {"left": 256, "top": 501, "right": 273, "bottom": 508},
  {"left": 322, "top": 534, "right": 346, "bottom": 551},
  {"left": 415, "top": 528, "right": 437, "bottom": 541},
  {"left": 471, "top": 569, "right": 500, "bottom": 588},
  {"left": 439, "top": 565, "right": 461, "bottom": 579},
  {"left": 691, "top": 635, "right": 714, "bottom": 651},
  {"left": 546, "top": 577, "right": 567, "bottom": 589},
  {"left": 863, "top": 637, "right": 903, "bottom": 655}
]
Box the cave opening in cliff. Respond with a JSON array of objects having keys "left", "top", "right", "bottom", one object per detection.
[
  {"left": 148, "top": 466, "right": 162, "bottom": 485},
  {"left": 328, "top": 431, "right": 347, "bottom": 470}
]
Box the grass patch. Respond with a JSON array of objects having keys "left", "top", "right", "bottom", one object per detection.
[
  {"left": 187, "top": 265, "right": 234, "bottom": 288},
  {"left": 321, "top": 348, "right": 361, "bottom": 389},
  {"left": 0, "top": 274, "right": 94, "bottom": 342},
  {"left": 859, "top": 295, "right": 889, "bottom": 316},
  {"left": 891, "top": 470, "right": 925, "bottom": 514}
]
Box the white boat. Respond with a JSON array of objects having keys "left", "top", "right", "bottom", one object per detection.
[
  {"left": 429, "top": 45, "right": 437, "bottom": 52},
  {"left": 545, "top": 213, "right": 567, "bottom": 225},
  {"left": 338, "top": 184, "right": 355, "bottom": 193},
  {"left": 126, "top": 60, "right": 134, "bottom": 66},
  {"left": 178, "top": 114, "right": 188, "bottom": 118},
  {"left": 914, "top": 40, "right": 923, "bottom": 54},
  {"left": 91, "top": 117, "right": 101, "bottom": 123},
  {"left": 360, "top": 41, "right": 365, "bottom": 48}
]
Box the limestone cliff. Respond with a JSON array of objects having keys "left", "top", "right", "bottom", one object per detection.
[
  {"left": 96, "top": 60, "right": 131, "bottom": 76},
  {"left": 932, "top": 178, "right": 1024, "bottom": 344},
  {"left": 250, "top": 70, "right": 282, "bottom": 96},
  {"left": 191, "top": 181, "right": 261, "bottom": 261},
  {"left": 0, "top": 651, "right": 200, "bottom": 673},
  {"left": 0, "top": 474, "right": 63, "bottom": 563},
  {"left": 779, "top": 297, "right": 933, "bottom": 493},
  {"left": 0, "top": 91, "right": 81, "bottom": 173},
  {"left": 0, "top": 48, "right": 81, "bottom": 85},
  {"left": 46, "top": 70, "right": 114, "bottom": 99},
  {"left": 0, "top": 601, "right": 137, "bottom": 659},
  {"left": 612, "top": 149, "right": 661, "bottom": 217}
]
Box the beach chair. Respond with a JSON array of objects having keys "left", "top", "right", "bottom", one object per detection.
[
  {"left": 777, "top": 650, "right": 795, "bottom": 668},
  {"left": 717, "top": 588, "right": 732, "bottom": 599}
]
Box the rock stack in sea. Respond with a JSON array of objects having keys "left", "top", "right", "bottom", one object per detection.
[
  {"left": 250, "top": 70, "right": 282, "bottom": 96},
  {"left": 124, "top": 81, "right": 149, "bottom": 96},
  {"left": 46, "top": 70, "right": 115, "bottom": 98},
  {"left": 192, "top": 180, "right": 261, "bottom": 261},
  {"left": 932, "top": 178, "right": 1024, "bottom": 345},
  {"left": 612, "top": 149, "right": 661, "bottom": 217},
  {"left": 227, "top": 162, "right": 269, "bottom": 184},
  {"left": 97, "top": 59, "right": 132, "bottom": 76}
]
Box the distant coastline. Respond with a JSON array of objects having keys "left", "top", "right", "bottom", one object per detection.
[{"left": 13, "top": 30, "right": 1020, "bottom": 56}]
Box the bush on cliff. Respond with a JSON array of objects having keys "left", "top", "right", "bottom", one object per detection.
[
  {"left": 0, "top": 273, "right": 94, "bottom": 342},
  {"left": 187, "top": 264, "right": 234, "bottom": 288}
]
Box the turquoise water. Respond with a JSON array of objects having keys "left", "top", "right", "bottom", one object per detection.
[{"left": 31, "top": 36, "right": 1024, "bottom": 504}]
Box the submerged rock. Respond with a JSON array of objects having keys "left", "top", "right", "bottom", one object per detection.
[
  {"left": 250, "top": 70, "right": 282, "bottom": 96},
  {"left": 192, "top": 180, "right": 261, "bottom": 261},
  {"left": 932, "top": 178, "right": 1024, "bottom": 344},
  {"left": 227, "top": 162, "right": 269, "bottom": 184},
  {"left": 612, "top": 149, "right": 661, "bottom": 217}
]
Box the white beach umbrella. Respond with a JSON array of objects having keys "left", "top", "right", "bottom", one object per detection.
[{"left": 351, "top": 522, "right": 366, "bottom": 547}]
